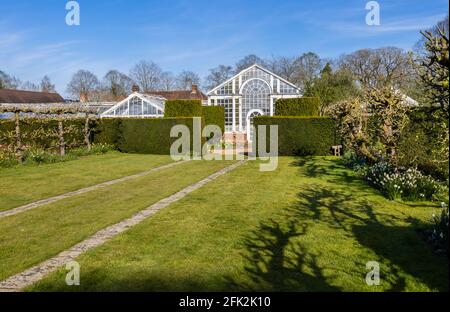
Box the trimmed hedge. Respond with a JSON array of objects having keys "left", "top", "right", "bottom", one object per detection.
[
  {"left": 163, "top": 99, "right": 225, "bottom": 134},
  {"left": 202, "top": 106, "right": 225, "bottom": 133},
  {"left": 94, "top": 118, "right": 202, "bottom": 155},
  {"left": 164, "top": 100, "right": 203, "bottom": 118},
  {"left": 275, "top": 97, "right": 320, "bottom": 117},
  {"left": 254, "top": 116, "right": 338, "bottom": 156},
  {"left": 0, "top": 118, "right": 88, "bottom": 150}
]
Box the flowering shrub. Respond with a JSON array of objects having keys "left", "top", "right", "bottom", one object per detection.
[
  {"left": 90, "top": 143, "right": 115, "bottom": 155},
  {"left": 1, "top": 143, "right": 114, "bottom": 168},
  {"left": 363, "top": 161, "right": 444, "bottom": 201}
]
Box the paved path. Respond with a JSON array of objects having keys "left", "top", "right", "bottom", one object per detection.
[
  {"left": 0, "top": 161, "right": 188, "bottom": 219},
  {"left": 0, "top": 160, "right": 246, "bottom": 292}
]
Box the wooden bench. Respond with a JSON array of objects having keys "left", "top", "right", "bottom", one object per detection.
[{"left": 332, "top": 145, "right": 343, "bottom": 156}]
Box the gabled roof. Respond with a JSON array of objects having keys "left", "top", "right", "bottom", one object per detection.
[
  {"left": 0, "top": 88, "right": 64, "bottom": 104},
  {"left": 101, "top": 92, "right": 166, "bottom": 116},
  {"left": 207, "top": 64, "right": 302, "bottom": 95}
]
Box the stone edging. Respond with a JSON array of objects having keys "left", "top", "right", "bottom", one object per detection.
[
  {"left": 0, "top": 160, "right": 246, "bottom": 292},
  {"left": 0, "top": 161, "right": 189, "bottom": 219}
]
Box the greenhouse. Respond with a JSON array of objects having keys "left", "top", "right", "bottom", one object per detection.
[
  {"left": 207, "top": 64, "right": 302, "bottom": 137},
  {"left": 101, "top": 93, "right": 165, "bottom": 118}
]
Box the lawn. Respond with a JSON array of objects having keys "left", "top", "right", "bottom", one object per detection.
[
  {"left": 0, "top": 158, "right": 236, "bottom": 281},
  {"left": 21, "top": 156, "right": 447, "bottom": 292},
  {"left": 0, "top": 152, "right": 174, "bottom": 211}
]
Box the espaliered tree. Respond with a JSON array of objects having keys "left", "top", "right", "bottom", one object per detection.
[
  {"left": 37, "top": 105, "right": 99, "bottom": 156},
  {"left": 0, "top": 104, "right": 98, "bottom": 157},
  {"left": 0, "top": 104, "right": 35, "bottom": 161}
]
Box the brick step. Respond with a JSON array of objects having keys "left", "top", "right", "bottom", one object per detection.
[{"left": 223, "top": 133, "right": 248, "bottom": 143}]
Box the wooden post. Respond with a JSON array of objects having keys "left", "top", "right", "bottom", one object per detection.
[
  {"left": 84, "top": 113, "right": 91, "bottom": 151},
  {"left": 14, "top": 111, "right": 22, "bottom": 161},
  {"left": 58, "top": 117, "right": 65, "bottom": 156}
]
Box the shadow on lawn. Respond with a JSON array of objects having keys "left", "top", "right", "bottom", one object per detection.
[
  {"left": 38, "top": 158, "right": 447, "bottom": 292},
  {"left": 227, "top": 158, "right": 448, "bottom": 292},
  {"left": 224, "top": 218, "right": 340, "bottom": 291}
]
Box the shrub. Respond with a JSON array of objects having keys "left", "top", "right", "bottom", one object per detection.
[
  {"left": 254, "top": 116, "right": 337, "bottom": 156},
  {"left": 0, "top": 148, "right": 18, "bottom": 168},
  {"left": 202, "top": 106, "right": 225, "bottom": 134},
  {"left": 90, "top": 143, "right": 115, "bottom": 154},
  {"left": 70, "top": 143, "right": 115, "bottom": 157},
  {"left": 94, "top": 118, "right": 202, "bottom": 155},
  {"left": 0, "top": 118, "right": 88, "bottom": 151},
  {"left": 398, "top": 108, "right": 449, "bottom": 181},
  {"left": 23, "top": 148, "right": 48, "bottom": 164},
  {"left": 275, "top": 97, "right": 320, "bottom": 117},
  {"left": 342, "top": 150, "right": 367, "bottom": 172},
  {"left": 164, "top": 100, "right": 203, "bottom": 117},
  {"left": 363, "top": 162, "right": 444, "bottom": 201},
  {"left": 428, "top": 202, "right": 449, "bottom": 255},
  {"left": 93, "top": 119, "right": 123, "bottom": 147}
]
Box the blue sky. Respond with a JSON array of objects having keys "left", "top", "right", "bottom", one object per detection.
[{"left": 0, "top": 0, "right": 448, "bottom": 95}]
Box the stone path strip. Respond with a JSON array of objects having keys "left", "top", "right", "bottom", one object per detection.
[
  {"left": 0, "top": 160, "right": 246, "bottom": 292},
  {"left": 0, "top": 161, "right": 188, "bottom": 219}
]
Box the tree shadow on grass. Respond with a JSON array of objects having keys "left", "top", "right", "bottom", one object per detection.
[
  {"left": 224, "top": 185, "right": 379, "bottom": 292},
  {"left": 226, "top": 180, "right": 448, "bottom": 292},
  {"left": 292, "top": 157, "right": 361, "bottom": 186},
  {"left": 353, "top": 223, "right": 449, "bottom": 292},
  {"left": 224, "top": 218, "right": 340, "bottom": 291}
]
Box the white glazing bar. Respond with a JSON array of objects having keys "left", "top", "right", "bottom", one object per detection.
[
  {"left": 238, "top": 101, "right": 242, "bottom": 132},
  {"left": 232, "top": 97, "right": 236, "bottom": 132},
  {"left": 270, "top": 97, "right": 274, "bottom": 116}
]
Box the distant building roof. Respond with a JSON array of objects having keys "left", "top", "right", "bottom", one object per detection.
[
  {"left": 144, "top": 85, "right": 207, "bottom": 101},
  {"left": 0, "top": 88, "right": 64, "bottom": 104}
]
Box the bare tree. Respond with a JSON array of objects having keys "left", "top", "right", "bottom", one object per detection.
[
  {"left": 175, "top": 70, "right": 200, "bottom": 90},
  {"left": 339, "top": 47, "right": 412, "bottom": 89},
  {"left": 66, "top": 70, "right": 100, "bottom": 100},
  {"left": 129, "top": 60, "right": 162, "bottom": 92},
  {"left": 204, "top": 65, "right": 234, "bottom": 91},
  {"left": 21, "top": 81, "right": 40, "bottom": 91},
  {"left": 0, "top": 70, "right": 9, "bottom": 89},
  {"left": 40, "top": 76, "right": 56, "bottom": 93},
  {"left": 159, "top": 71, "right": 176, "bottom": 91},
  {"left": 235, "top": 54, "right": 268, "bottom": 72},
  {"left": 268, "top": 56, "right": 299, "bottom": 82},
  {"left": 0, "top": 71, "right": 21, "bottom": 89},
  {"left": 103, "top": 70, "right": 133, "bottom": 99},
  {"left": 296, "top": 52, "right": 322, "bottom": 90}
]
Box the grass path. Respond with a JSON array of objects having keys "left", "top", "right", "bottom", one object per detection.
[
  {"left": 0, "top": 161, "right": 245, "bottom": 291},
  {"left": 0, "top": 152, "right": 173, "bottom": 212},
  {"left": 0, "top": 161, "right": 187, "bottom": 219},
  {"left": 28, "top": 157, "right": 448, "bottom": 292},
  {"left": 0, "top": 160, "right": 235, "bottom": 282}
]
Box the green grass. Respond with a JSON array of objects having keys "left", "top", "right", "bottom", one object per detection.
[
  {"left": 27, "top": 157, "right": 448, "bottom": 292},
  {"left": 0, "top": 152, "right": 173, "bottom": 211},
  {"left": 0, "top": 159, "right": 235, "bottom": 281}
]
